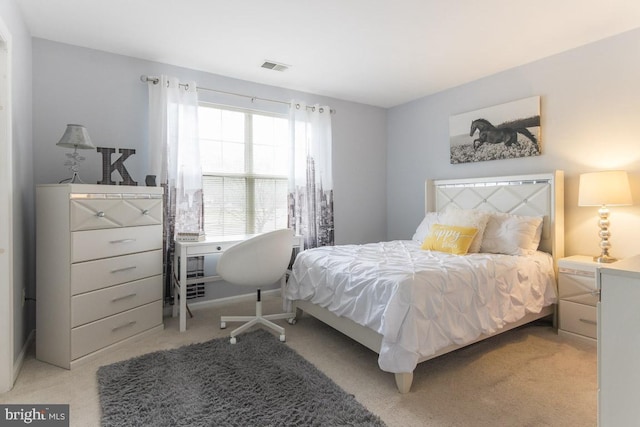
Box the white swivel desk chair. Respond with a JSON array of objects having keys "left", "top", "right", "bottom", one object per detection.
[{"left": 217, "top": 228, "right": 295, "bottom": 344}]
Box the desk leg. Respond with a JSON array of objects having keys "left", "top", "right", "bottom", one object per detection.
[
  {"left": 179, "top": 246, "right": 187, "bottom": 332},
  {"left": 172, "top": 249, "right": 179, "bottom": 318}
]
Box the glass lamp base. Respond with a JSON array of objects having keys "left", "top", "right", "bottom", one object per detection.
[
  {"left": 59, "top": 172, "right": 85, "bottom": 184},
  {"left": 594, "top": 254, "right": 617, "bottom": 263}
]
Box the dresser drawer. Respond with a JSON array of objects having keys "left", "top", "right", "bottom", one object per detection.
[
  {"left": 71, "top": 300, "right": 162, "bottom": 360},
  {"left": 71, "top": 275, "right": 162, "bottom": 327},
  {"left": 558, "top": 268, "right": 598, "bottom": 306},
  {"left": 71, "top": 225, "right": 162, "bottom": 262},
  {"left": 70, "top": 197, "right": 162, "bottom": 231},
  {"left": 71, "top": 250, "right": 162, "bottom": 295},
  {"left": 559, "top": 300, "right": 597, "bottom": 339}
]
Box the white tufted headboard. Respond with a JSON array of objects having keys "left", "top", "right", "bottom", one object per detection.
[{"left": 425, "top": 171, "right": 565, "bottom": 262}]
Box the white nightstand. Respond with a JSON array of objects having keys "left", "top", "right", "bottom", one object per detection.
[{"left": 557, "top": 255, "right": 603, "bottom": 344}]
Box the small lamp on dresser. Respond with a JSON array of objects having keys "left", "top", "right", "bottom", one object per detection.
[
  {"left": 578, "top": 170, "right": 632, "bottom": 263},
  {"left": 56, "top": 124, "right": 95, "bottom": 183}
]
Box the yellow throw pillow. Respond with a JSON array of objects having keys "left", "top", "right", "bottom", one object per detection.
[{"left": 421, "top": 224, "right": 478, "bottom": 255}]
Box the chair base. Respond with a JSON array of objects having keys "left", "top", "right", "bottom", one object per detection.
[{"left": 221, "top": 293, "right": 294, "bottom": 343}]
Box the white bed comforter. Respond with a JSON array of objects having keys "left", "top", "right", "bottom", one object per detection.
[{"left": 285, "top": 240, "right": 557, "bottom": 374}]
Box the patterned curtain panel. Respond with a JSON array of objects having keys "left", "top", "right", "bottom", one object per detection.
[
  {"left": 162, "top": 186, "right": 205, "bottom": 302},
  {"left": 146, "top": 76, "right": 205, "bottom": 302},
  {"left": 288, "top": 101, "right": 334, "bottom": 249}
]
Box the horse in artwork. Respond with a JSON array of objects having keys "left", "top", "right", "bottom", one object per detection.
[
  {"left": 469, "top": 119, "right": 517, "bottom": 150},
  {"left": 469, "top": 118, "right": 539, "bottom": 152}
]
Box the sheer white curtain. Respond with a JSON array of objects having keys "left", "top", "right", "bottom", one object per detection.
[
  {"left": 288, "top": 101, "right": 334, "bottom": 249},
  {"left": 148, "top": 75, "right": 203, "bottom": 235},
  {"left": 147, "top": 75, "right": 204, "bottom": 300}
]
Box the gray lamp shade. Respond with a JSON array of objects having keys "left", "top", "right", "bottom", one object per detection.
[{"left": 56, "top": 124, "right": 95, "bottom": 150}]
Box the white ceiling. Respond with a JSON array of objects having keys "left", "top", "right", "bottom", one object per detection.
[{"left": 16, "top": 0, "right": 640, "bottom": 108}]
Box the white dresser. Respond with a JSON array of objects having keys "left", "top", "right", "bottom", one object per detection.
[
  {"left": 597, "top": 255, "right": 640, "bottom": 426},
  {"left": 36, "top": 184, "right": 164, "bottom": 369}
]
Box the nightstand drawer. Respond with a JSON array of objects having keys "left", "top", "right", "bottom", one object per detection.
[
  {"left": 71, "top": 275, "right": 162, "bottom": 327},
  {"left": 559, "top": 268, "right": 598, "bottom": 306},
  {"left": 70, "top": 197, "right": 162, "bottom": 231},
  {"left": 71, "top": 300, "right": 162, "bottom": 360},
  {"left": 71, "top": 249, "right": 162, "bottom": 295},
  {"left": 559, "top": 300, "right": 597, "bottom": 339},
  {"left": 71, "top": 225, "right": 162, "bottom": 262}
]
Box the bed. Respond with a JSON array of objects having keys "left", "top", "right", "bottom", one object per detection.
[{"left": 285, "top": 171, "right": 564, "bottom": 393}]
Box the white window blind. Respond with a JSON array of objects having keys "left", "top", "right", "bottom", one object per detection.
[{"left": 199, "top": 104, "right": 288, "bottom": 236}]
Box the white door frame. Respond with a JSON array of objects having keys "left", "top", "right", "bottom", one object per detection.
[{"left": 0, "top": 15, "right": 14, "bottom": 393}]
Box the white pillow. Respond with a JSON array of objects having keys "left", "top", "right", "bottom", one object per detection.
[
  {"left": 412, "top": 212, "right": 443, "bottom": 242},
  {"left": 440, "top": 207, "right": 490, "bottom": 253},
  {"left": 480, "top": 212, "right": 544, "bottom": 256}
]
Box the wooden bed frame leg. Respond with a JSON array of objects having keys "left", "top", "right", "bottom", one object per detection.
[{"left": 394, "top": 372, "right": 413, "bottom": 394}]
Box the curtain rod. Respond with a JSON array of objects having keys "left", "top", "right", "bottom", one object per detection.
[{"left": 140, "top": 75, "right": 335, "bottom": 114}]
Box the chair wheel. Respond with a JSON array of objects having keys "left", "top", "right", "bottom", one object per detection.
[
  {"left": 279, "top": 334, "right": 286, "bottom": 342},
  {"left": 287, "top": 317, "right": 297, "bottom": 325},
  {"left": 230, "top": 337, "right": 237, "bottom": 344},
  {"left": 220, "top": 321, "right": 226, "bottom": 329}
]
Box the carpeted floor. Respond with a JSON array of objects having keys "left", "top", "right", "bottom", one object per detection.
[
  {"left": 1, "top": 296, "right": 597, "bottom": 426},
  {"left": 97, "top": 329, "right": 385, "bottom": 427},
  {"left": 292, "top": 316, "right": 597, "bottom": 427}
]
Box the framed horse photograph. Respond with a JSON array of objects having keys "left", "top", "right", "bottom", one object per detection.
[{"left": 449, "top": 96, "right": 540, "bottom": 164}]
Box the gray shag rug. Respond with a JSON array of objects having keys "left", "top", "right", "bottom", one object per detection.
[{"left": 97, "top": 329, "right": 385, "bottom": 427}]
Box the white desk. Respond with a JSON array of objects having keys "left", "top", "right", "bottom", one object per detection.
[{"left": 173, "top": 234, "right": 302, "bottom": 332}]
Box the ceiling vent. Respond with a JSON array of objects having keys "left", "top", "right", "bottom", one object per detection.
[{"left": 261, "top": 60, "right": 290, "bottom": 72}]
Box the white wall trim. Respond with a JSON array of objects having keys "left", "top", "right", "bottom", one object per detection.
[
  {"left": 0, "top": 12, "right": 14, "bottom": 393},
  {"left": 161, "top": 289, "right": 281, "bottom": 317},
  {"left": 12, "top": 330, "right": 33, "bottom": 384}
]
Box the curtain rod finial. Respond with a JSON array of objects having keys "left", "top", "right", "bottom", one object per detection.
[{"left": 140, "top": 75, "right": 160, "bottom": 84}]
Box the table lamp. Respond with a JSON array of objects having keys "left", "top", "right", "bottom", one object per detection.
[
  {"left": 578, "top": 170, "right": 632, "bottom": 263},
  {"left": 56, "top": 124, "right": 95, "bottom": 183}
]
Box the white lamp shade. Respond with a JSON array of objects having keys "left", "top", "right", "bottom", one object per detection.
[
  {"left": 56, "top": 124, "right": 95, "bottom": 149},
  {"left": 578, "top": 170, "right": 632, "bottom": 206}
]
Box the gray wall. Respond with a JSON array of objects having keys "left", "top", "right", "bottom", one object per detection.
[
  {"left": 0, "top": 0, "right": 33, "bottom": 368},
  {"left": 387, "top": 28, "right": 640, "bottom": 260},
  {"left": 33, "top": 39, "right": 387, "bottom": 247},
  {"left": 32, "top": 38, "right": 387, "bottom": 300}
]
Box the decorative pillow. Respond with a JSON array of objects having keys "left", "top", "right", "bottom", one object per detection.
[
  {"left": 440, "top": 207, "right": 490, "bottom": 253},
  {"left": 480, "top": 212, "right": 544, "bottom": 256},
  {"left": 530, "top": 219, "right": 544, "bottom": 252},
  {"left": 421, "top": 224, "right": 478, "bottom": 255},
  {"left": 412, "top": 212, "right": 444, "bottom": 242}
]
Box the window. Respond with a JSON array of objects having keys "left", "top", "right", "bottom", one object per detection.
[{"left": 198, "top": 104, "right": 289, "bottom": 236}]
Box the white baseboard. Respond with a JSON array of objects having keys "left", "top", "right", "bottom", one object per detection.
[
  {"left": 162, "top": 289, "right": 280, "bottom": 317},
  {"left": 12, "top": 329, "right": 35, "bottom": 387},
  {"left": 558, "top": 329, "right": 597, "bottom": 346}
]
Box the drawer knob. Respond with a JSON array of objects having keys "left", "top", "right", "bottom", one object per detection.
[
  {"left": 96, "top": 211, "right": 106, "bottom": 218},
  {"left": 141, "top": 209, "right": 149, "bottom": 215},
  {"left": 217, "top": 246, "right": 222, "bottom": 251}
]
